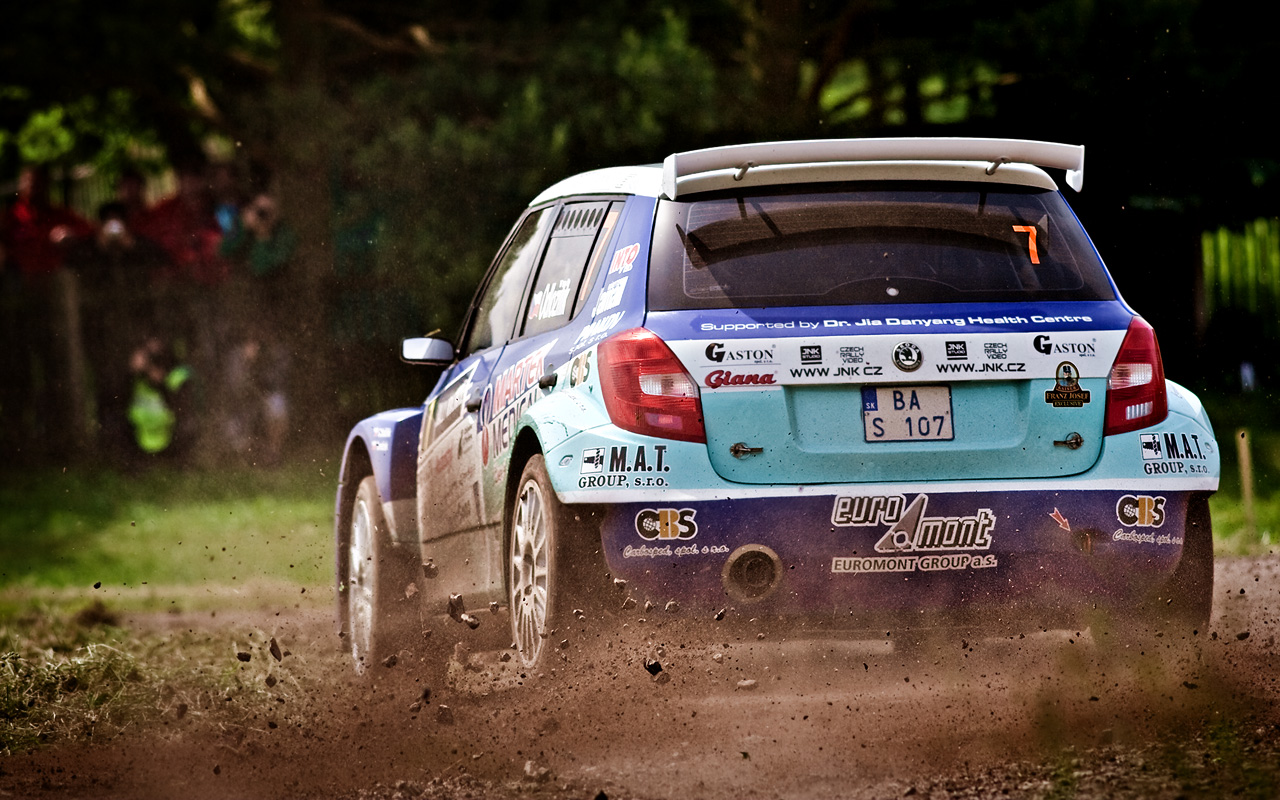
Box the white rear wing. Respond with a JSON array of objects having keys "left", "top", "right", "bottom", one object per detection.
[{"left": 661, "top": 138, "right": 1085, "bottom": 199}]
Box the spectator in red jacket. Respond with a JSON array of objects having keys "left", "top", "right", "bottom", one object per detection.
[
  {"left": 1, "top": 165, "right": 94, "bottom": 280},
  {"left": 0, "top": 164, "right": 95, "bottom": 459},
  {"left": 134, "top": 160, "right": 229, "bottom": 288}
]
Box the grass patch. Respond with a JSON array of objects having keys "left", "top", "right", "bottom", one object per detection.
[
  {"left": 0, "top": 461, "right": 335, "bottom": 600},
  {"left": 0, "top": 600, "right": 314, "bottom": 755}
]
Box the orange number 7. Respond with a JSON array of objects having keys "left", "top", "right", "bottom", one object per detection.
[{"left": 1012, "top": 225, "right": 1040, "bottom": 264}]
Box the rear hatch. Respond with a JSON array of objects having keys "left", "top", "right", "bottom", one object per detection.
[{"left": 647, "top": 182, "right": 1132, "bottom": 484}]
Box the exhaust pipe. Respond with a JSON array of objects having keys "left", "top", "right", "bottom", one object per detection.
[{"left": 721, "top": 544, "right": 783, "bottom": 602}]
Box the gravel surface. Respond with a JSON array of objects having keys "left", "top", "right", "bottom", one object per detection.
[{"left": 2, "top": 556, "right": 1276, "bottom": 799}]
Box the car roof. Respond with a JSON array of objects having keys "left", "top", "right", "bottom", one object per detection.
[{"left": 529, "top": 137, "right": 1084, "bottom": 207}]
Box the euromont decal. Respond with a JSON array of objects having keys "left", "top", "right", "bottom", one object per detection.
[
  {"left": 830, "top": 494, "right": 995, "bottom": 554},
  {"left": 831, "top": 553, "right": 998, "bottom": 574}
]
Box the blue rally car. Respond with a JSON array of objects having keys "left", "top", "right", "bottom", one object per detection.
[{"left": 335, "top": 138, "right": 1219, "bottom": 674}]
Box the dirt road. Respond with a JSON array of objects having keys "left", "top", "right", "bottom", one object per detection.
[{"left": 3, "top": 557, "right": 1277, "bottom": 799}]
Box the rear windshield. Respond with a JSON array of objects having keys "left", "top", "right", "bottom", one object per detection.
[{"left": 648, "top": 183, "right": 1115, "bottom": 310}]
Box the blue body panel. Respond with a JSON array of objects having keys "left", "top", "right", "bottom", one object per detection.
[
  {"left": 335, "top": 407, "right": 422, "bottom": 546},
  {"left": 597, "top": 488, "right": 1187, "bottom": 616}
]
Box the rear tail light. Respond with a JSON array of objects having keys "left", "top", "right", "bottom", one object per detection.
[
  {"left": 1104, "top": 317, "right": 1167, "bottom": 435},
  {"left": 597, "top": 328, "right": 706, "bottom": 443}
]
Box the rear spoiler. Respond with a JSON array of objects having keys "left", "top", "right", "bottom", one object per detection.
[{"left": 662, "top": 138, "right": 1085, "bottom": 199}]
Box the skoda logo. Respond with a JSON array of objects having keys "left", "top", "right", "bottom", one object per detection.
[{"left": 892, "top": 342, "right": 923, "bottom": 372}]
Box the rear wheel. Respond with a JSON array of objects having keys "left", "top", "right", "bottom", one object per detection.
[
  {"left": 1093, "top": 494, "right": 1214, "bottom": 659},
  {"left": 1159, "top": 494, "right": 1214, "bottom": 632},
  {"left": 346, "top": 476, "right": 418, "bottom": 674},
  {"left": 509, "top": 455, "right": 598, "bottom": 671}
]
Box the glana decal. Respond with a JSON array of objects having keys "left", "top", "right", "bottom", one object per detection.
[
  {"left": 1116, "top": 494, "right": 1166, "bottom": 528},
  {"left": 635, "top": 508, "right": 697, "bottom": 540},
  {"left": 1044, "top": 361, "right": 1090, "bottom": 407},
  {"left": 705, "top": 370, "right": 778, "bottom": 388}
]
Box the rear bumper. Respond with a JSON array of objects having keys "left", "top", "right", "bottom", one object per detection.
[
  {"left": 543, "top": 396, "right": 1217, "bottom": 624},
  {"left": 593, "top": 487, "right": 1207, "bottom": 623}
]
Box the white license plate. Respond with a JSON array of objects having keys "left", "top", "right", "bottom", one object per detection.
[{"left": 862, "top": 385, "right": 954, "bottom": 442}]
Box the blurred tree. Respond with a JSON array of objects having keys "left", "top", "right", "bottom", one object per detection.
[{"left": 3, "top": 0, "right": 1276, "bottom": 435}]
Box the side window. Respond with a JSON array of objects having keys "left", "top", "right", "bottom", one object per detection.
[
  {"left": 521, "top": 201, "right": 617, "bottom": 338},
  {"left": 464, "top": 208, "right": 554, "bottom": 355},
  {"left": 573, "top": 201, "right": 624, "bottom": 317}
]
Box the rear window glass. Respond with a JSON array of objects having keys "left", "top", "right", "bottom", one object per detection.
[{"left": 648, "top": 183, "right": 1115, "bottom": 310}]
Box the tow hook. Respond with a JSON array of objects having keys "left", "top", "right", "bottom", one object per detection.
[
  {"left": 729, "top": 442, "right": 764, "bottom": 458},
  {"left": 1054, "top": 432, "right": 1084, "bottom": 450}
]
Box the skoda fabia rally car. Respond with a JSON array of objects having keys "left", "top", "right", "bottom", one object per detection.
[{"left": 335, "top": 138, "right": 1219, "bottom": 675}]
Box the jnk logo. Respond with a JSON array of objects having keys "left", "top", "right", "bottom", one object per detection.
[
  {"left": 635, "top": 508, "right": 698, "bottom": 540},
  {"left": 831, "top": 494, "right": 995, "bottom": 553},
  {"left": 1116, "top": 495, "right": 1166, "bottom": 528}
]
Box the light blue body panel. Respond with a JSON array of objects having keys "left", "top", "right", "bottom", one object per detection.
[{"left": 695, "top": 379, "right": 1106, "bottom": 483}]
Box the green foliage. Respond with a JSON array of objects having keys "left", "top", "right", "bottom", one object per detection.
[
  {"left": 0, "top": 463, "right": 332, "bottom": 595},
  {"left": 1203, "top": 218, "right": 1280, "bottom": 327}
]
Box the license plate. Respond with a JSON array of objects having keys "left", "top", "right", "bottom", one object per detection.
[{"left": 862, "top": 385, "right": 954, "bottom": 442}]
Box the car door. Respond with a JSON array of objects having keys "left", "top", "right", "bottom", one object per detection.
[{"left": 416, "top": 207, "right": 556, "bottom": 603}]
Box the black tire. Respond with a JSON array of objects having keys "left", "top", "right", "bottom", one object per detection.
[
  {"left": 1159, "top": 493, "right": 1214, "bottom": 632},
  {"left": 345, "top": 476, "right": 418, "bottom": 674},
  {"left": 507, "top": 455, "right": 599, "bottom": 671},
  {"left": 1092, "top": 494, "right": 1214, "bottom": 658}
]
